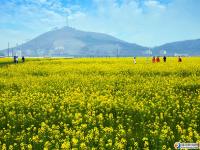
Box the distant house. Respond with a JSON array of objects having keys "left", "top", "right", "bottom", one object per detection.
[{"left": 174, "top": 53, "right": 189, "bottom": 57}]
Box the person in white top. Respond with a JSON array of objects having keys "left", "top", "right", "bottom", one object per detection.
[
  {"left": 133, "top": 57, "right": 136, "bottom": 64},
  {"left": 16, "top": 56, "right": 18, "bottom": 63}
]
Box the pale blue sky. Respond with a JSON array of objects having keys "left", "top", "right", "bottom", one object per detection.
[{"left": 0, "top": 0, "right": 200, "bottom": 49}]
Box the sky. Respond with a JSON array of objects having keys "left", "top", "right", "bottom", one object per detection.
[{"left": 0, "top": 0, "right": 200, "bottom": 49}]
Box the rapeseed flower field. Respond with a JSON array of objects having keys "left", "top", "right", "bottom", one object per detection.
[{"left": 0, "top": 57, "right": 199, "bottom": 149}]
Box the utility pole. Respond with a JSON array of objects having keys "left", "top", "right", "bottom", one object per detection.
[
  {"left": 117, "top": 48, "right": 119, "bottom": 57},
  {"left": 7, "top": 42, "right": 10, "bottom": 57},
  {"left": 116, "top": 45, "right": 119, "bottom": 57},
  {"left": 12, "top": 48, "right": 13, "bottom": 57},
  {"left": 20, "top": 42, "right": 23, "bottom": 57},
  {"left": 16, "top": 43, "right": 18, "bottom": 56},
  {"left": 146, "top": 48, "right": 152, "bottom": 63}
]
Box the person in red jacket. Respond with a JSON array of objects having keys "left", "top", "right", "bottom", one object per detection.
[
  {"left": 156, "top": 56, "right": 160, "bottom": 63},
  {"left": 152, "top": 56, "right": 156, "bottom": 63}
]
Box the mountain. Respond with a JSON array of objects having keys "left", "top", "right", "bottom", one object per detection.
[
  {"left": 1, "top": 27, "right": 147, "bottom": 57},
  {"left": 1, "top": 27, "right": 200, "bottom": 56},
  {"left": 153, "top": 39, "right": 200, "bottom": 56}
]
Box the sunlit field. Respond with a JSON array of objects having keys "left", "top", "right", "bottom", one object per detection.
[{"left": 0, "top": 57, "right": 199, "bottom": 149}]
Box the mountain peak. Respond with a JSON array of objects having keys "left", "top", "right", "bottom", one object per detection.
[
  {"left": 1, "top": 27, "right": 200, "bottom": 56},
  {"left": 2, "top": 26, "right": 146, "bottom": 57}
]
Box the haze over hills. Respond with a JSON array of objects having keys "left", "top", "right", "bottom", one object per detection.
[
  {"left": 1, "top": 26, "right": 200, "bottom": 56},
  {"left": 153, "top": 39, "right": 200, "bottom": 56},
  {"left": 1, "top": 27, "right": 147, "bottom": 57}
]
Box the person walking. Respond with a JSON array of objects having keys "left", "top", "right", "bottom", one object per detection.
[
  {"left": 16, "top": 56, "right": 18, "bottom": 63},
  {"left": 163, "top": 56, "right": 167, "bottom": 62},
  {"left": 178, "top": 56, "right": 182, "bottom": 62},
  {"left": 13, "top": 56, "right": 16, "bottom": 63},
  {"left": 133, "top": 57, "right": 136, "bottom": 64},
  {"left": 152, "top": 56, "right": 156, "bottom": 63},
  {"left": 156, "top": 56, "right": 160, "bottom": 63},
  {"left": 22, "top": 56, "right": 25, "bottom": 63}
]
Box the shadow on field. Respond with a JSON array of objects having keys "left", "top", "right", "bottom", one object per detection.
[
  {"left": 0, "top": 61, "right": 13, "bottom": 67},
  {"left": 0, "top": 58, "right": 45, "bottom": 68}
]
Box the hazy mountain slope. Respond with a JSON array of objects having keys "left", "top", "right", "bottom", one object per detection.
[
  {"left": 2, "top": 27, "right": 147, "bottom": 56},
  {"left": 1, "top": 27, "right": 200, "bottom": 56},
  {"left": 153, "top": 39, "right": 200, "bottom": 56}
]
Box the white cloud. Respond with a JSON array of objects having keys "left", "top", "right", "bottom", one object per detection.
[
  {"left": 70, "top": 0, "right": 200, "bottom": 46},
  {"left": 144, "top": 0, "right": 166, "bottom": 11},
  {"left": 0, "top": 29, "right": 34, "bottom": 49},
  {"left": 38, "top": 0, "right": 47, "bottom": 3},
  {"left": 0, "top": 1, "right": 67, "bottom": 49},
  {"left": 0, "top": 0, "right": 200, "bottom": 49}
]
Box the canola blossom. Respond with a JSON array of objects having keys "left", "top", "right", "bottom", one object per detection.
[{"left": 0, "top": 57, "right": 200, "bottom": 149}]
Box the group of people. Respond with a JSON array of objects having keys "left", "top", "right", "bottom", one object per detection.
[
  {"left": 133, "top": 56, "right": 183, "bottom": 64},
  {"left": 152, "top": 56, "right": 167, "bottom": 63},
  {"left": 14, "top": 56, "right": 25, "bottom": 63}
]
